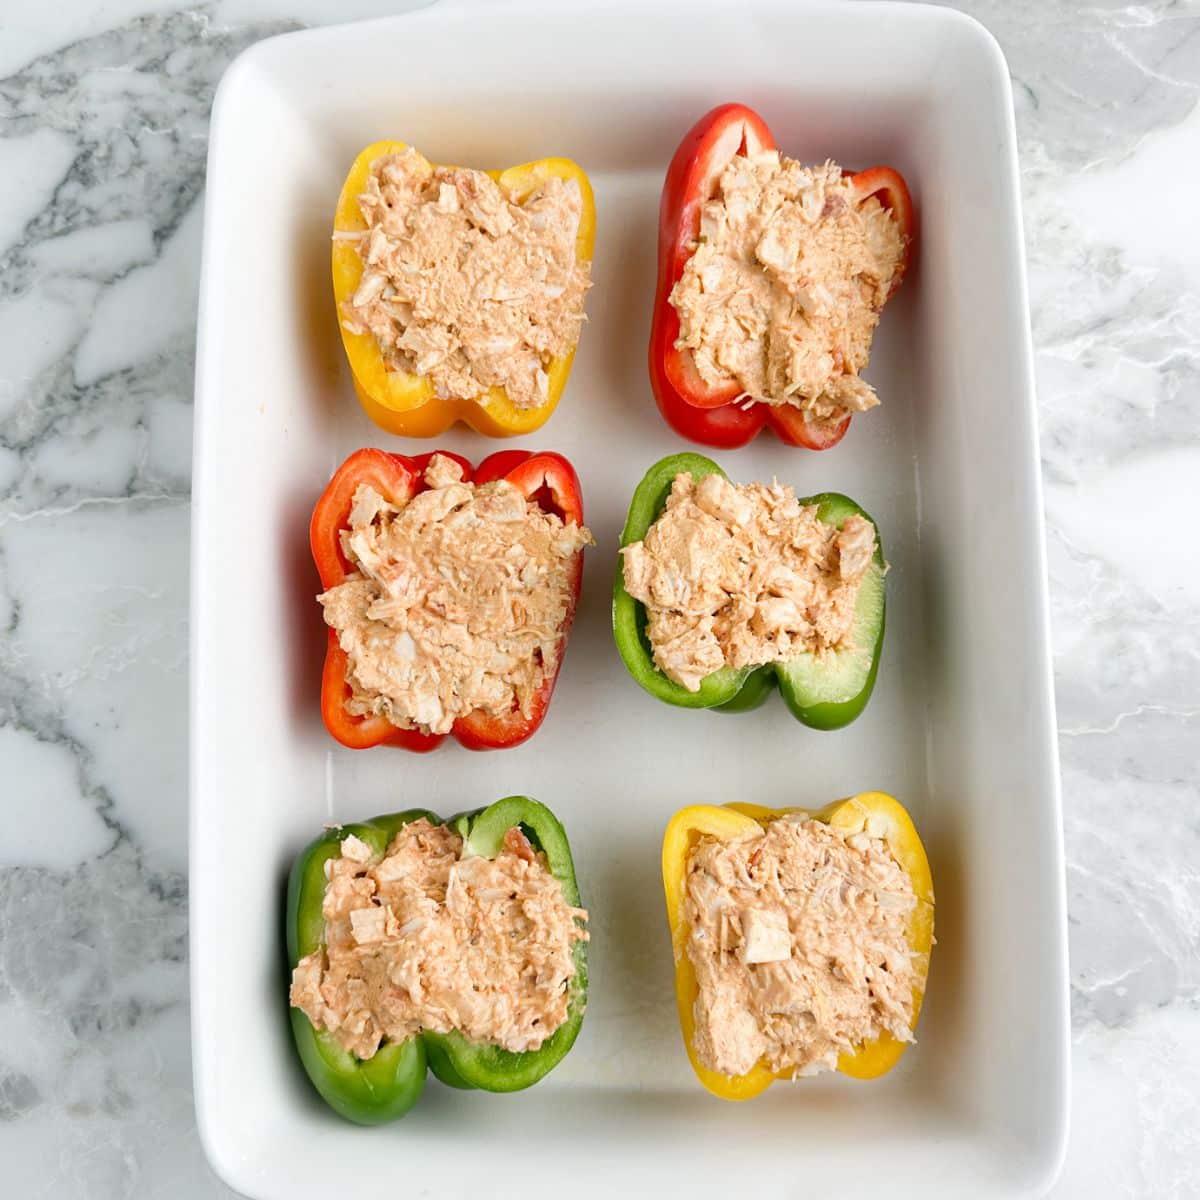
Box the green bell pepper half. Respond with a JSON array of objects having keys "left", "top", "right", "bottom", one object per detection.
[
  {"left": 286, "top": 796, "right": 587, "bottom": 1124},
  {"left": 612, "top": 452, "right": 886, "bottom": 730}
]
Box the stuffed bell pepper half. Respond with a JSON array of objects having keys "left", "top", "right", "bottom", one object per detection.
[
  {"left": 662, "top": 794, "right": 934, "bottom": 1099},
  {"left": 333, "top": 141, "right": 595, "bottom": 437},
  {"left": 312, "top": 449, "right": 592, "bottom": 752},
  {"left": 288, "top": 797, "right": 588, "bottom": 1123},
  {"left": 649, "top": 103, "right": 914, "bottom": 450},
  {"left": 613, "top": 453, "right": 885, "bottom": 729}
]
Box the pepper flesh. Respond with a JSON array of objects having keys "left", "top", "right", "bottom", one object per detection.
[
  {"left": 648, "top": 104, "right": 915, "bottom": 450},
  {"left": 333, "top": 141, "right": 596, "bottom": 438},
  {"left": 661, "top": 794, "right": 934, "bottom": 1100},
  {"left": 612, "top": 452, "right": 885, "bottom": 729},
  {"left": 287, "top": 797, "right": 587, "bottom": 1124},
  {"left": 311, "top": 448, "right": 587, "bottom": 751}
]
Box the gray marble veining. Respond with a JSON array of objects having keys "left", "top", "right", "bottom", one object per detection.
[{"left": 0, "top": 1, "right": 1197, "bottom": 1195}]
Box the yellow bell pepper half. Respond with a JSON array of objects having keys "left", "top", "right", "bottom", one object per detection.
[
  {"left": 661, "top": 793, "right": 934, "bottom": 1100},
  {"left": 332, "top": 141, "right": 596, "bottom": 438}
]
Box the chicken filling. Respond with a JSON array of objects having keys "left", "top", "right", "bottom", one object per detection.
[
  {"left": 291, "top": 819, "right": 588, "bottom": 1060},
  {"left": 684, "top": 815, "right": 918, "bottom": 1077},
  {"left": 670, "top": 152, "right": 904, "bottom": 419},
  {"left": 621, "top": 471, "right": 876, "bottom": 691},
  {"left": 339, "top": 149, "right": 590, "bottom": 409},
  {"left": 319, "top": 454, "right": 593, "bottom": 736}
]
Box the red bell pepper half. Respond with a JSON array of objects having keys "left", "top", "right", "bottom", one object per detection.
[
  {"left": 310, "top": 448, "right": 587, "bottom": 753},
  {"left": 648, "top": 103, "right": 915, "bottom": 451}
]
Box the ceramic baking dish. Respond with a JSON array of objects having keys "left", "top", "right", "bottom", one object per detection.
[{"left": 189, "top": 1, "right": 1069, "bottom": 1196}]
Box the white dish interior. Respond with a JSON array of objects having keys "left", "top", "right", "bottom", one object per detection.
[{"left": 190, "top": 2, "right": 1069, "bottom": 1196}]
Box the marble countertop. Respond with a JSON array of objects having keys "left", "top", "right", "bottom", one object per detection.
[{"left": 0, "top": 1, "right": 1196, "bottom": 1195}]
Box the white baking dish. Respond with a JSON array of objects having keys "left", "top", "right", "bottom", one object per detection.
[{"left": 190, "top": 1, "right": 1069, "bottom": 1195}]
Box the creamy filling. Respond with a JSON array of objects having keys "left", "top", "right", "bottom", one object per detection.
[
  {"left": 684, "top": 815, "right": 917, "bottom": 1078},
  {"left": 620, "top": 471, "right": 876, "bottom": 691},
  {"left": 669, "top": 152, "right": 903, "bottom": 418},
  {"left": 339, "top": 149, "right": 590, "bottom": 409},
  {"left": 290, "top": 819, "right": 588, "bottom": 1061},
  {"left": 319, "top": 454, "right": 593, "bottom": 735}
]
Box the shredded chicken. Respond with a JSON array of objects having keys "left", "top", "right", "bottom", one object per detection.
[
  {"left": 339, "top": 149, "right": 590, "bottom": 408},
  {"left": 291, "top": 820, "right": 588, "bottom": 1060},
  {"left": 319, "top": 454, "right": 593, "bottom": 735},
  {"left": 621, "top": 471, "right": 876, "bottom": 691},
  {"left": 670, "top": 152, "right": 904, "bottom": 419},
  {"left": 684, "top": 815, "right": 918, "bottom": 1077}
]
